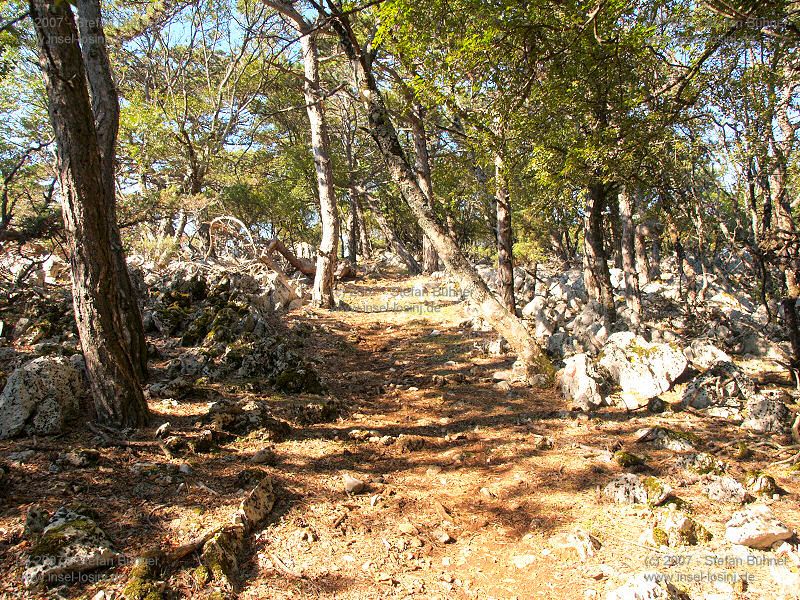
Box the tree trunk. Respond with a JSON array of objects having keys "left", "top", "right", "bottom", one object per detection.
[
  {"left": 410, "top": 104, "right": 439, "bottom": 273},
  {"left": 619, "top": 188, "right": 641, "bottom": 328},
  {"left": 634, "top": 224, "right": 651, "bottom": 285},
  {"left": 332, "top": 20, "right": 552, "bottom": 378},
  {"left": 354, "top": 194, "right": 372, "bottom": 260},
  {"left": 495, "top": 150, "right": 515, "bottom": 313},
  {"left": 607, "top": 192, "right": 623, "bottom": 269},
  {"left": 299, "top": 32, "right": 338, "bottom": 308},
  {"left": 346, "top": 193, "right": 358, "bottom": 264},
  {"left": 651, "top": 234, "right": 662, "bottom": 279},
  {"left": 584, "top": 183, "right": 616, "bottom": 322},
  {"left": 30, "top": 0, "right": 149, "bottom": 427},
  {"left": 362, "top": 191, "right": 421, "bottom": 275},
  {"left": 77, "top": 0, "right": 148, "bottom": 382}
]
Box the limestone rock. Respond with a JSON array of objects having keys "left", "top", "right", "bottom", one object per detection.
[
  {"left": 598, "top": 333, "right": 687, "bottom": 407},
  {"left": 746, "top": 472, "right": 780, "bottom": 498},
  {"left": 605, "top": 572, "right": 688, "bottom": 600},
  {"left": 725, "top": 504, "right": 792, "bottom": 549},
  {"left": 702, "top": 475, "right": 752, "bottom": 504},
  {"left": 742, "top": 395, "right": 790, "bottom": 433},
  {"left": 675, "top": 452, "right": 725, "bottom": 475},
  {"left": 558, "top": 353, "right": 608, "bottom": 411},
  {"left": 235, "top": 476, "right": 276, "bottom": 529},
  {"left": 342, "top": 473, "right": 366, "bottom": 494},
  {"left": 0, "top": 356, "right": 84, "bottom": 439},
  {"left": 683, "top": 340, "right": 731, "bottom": 370},
  {"left": 603, "top": 474, "right": 672, "bottom": 506},
  {"left": 635, "top": 427, "right": 697, "bottom": 452},
  {"left": 23, "top": 507, "right": 117, "bottom": 588},
  {"left": 653, "top": 509, "right": 711, "bottom": 547},
  {"left": 200, "top": 525, "right": 246, "bottom": 590},
  {"left": 549, "top": 528, "right": 601, "bottom": 560}
]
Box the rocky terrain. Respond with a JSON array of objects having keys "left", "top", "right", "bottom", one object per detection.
[{"left": 0, "top": 254, "right": 797, "bottom": 599}]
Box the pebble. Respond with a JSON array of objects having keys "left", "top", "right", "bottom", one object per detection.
[{"left": 342, "top": 473, "right": 366, "bottom": 494}]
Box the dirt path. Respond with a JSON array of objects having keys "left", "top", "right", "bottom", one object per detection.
[
  {"left": 238, "top": 274, "right": 800, "bottom": 599},
  {"left": 0, "top": 274, "right": 797, "bottom": 599}
]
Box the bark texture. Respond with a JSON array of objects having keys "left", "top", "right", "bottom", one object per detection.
[
  {"left": 76, "top": 0, "right": 148, "bottom": 381},
  {"left": 583, "top": 183, "right": 616, "bottom": 322},
  {"left": 494, "top": 151, "right": 515, "bottom": 313},
  {"left": 619, "top": 188, "right": 641, "bottom": 328},
  {"left": 30, "top": 0, "right": 149, "bottom": 427},
  {"left": 299, "top": 32, "right": 339, "bottom": 308},
  {"left": 410, "top": 104, "right": 439, "bottom": 274}
]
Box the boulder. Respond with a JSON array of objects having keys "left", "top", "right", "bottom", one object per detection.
[
  {"left": 681, "top": 361, "right": 754, "bottom": 411},
  {"left": 648, "top": 509, "right": 711, "bottom": 547},
  {"left": 674, "top": 452, "right": 725, "bottom": 475},
  {"left": 635, "top": 427, "right": 697, "bottom": 452},
  {"left": 725, "top": 505, "right": 792, "bottom": 549},
  {"left": 683, "top": 340, "right": 731, "bottom": 370},
  {"left": 598, "top": 332, "right": 687, "bottom": 407},
  {"left": 682, "top": 361, "right": 789, "bottom": 432},
  {"left": 742, "top": 395, "right": 790, "bottom": 433},
  {"left": 603, "top": 474, "right": 672, "bottom": 506},
  {"left": 558, "top": 353, "right": 607, "bottom": 411},
  {"left": 702, "top": 475, "right": 752, "bottom": 504},
  {"left": 23, "top": 507, "right": 117, "bottom": 588},
  {"left": 521, "top": 296, "right": 546, "bottom": 320},
  {"left": 0, "top": 356, "right": 84, "bottom": 439}
]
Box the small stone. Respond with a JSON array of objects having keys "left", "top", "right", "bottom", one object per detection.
[
  {"left": 178, "top": 463, "right": 192, "bottom": 475},
  {"left": 511, "top": 555, "right": 537, "bottom": 569},
  {"left": 155, "top": 422, "right": 171, "bottom": 438},
  {"left": 342, "top": 473, "right": 366, "bottom": 494},
  {"left": 653, "top": 509, "right": 711, "bottom": 547},
  {"left": 603, "top": 474, "right": 672, "bottom": 506},
  {"left": 549, "top": 529, "right": 601, "bottom": 560},
  {"left": 614, "top": 451, "right": 644, "bottom": 468},
  {"left": 433, "top": 529, "right": 454, "bottom": 544},
  {"left": 746, "top": 472, "right": 780, "bottom": 497},
  {"left": 531, "top": 434, "right": 554, "bottom": 450},
  {"left": 8, "top": 449, "right": 36, "bottom": 464},
  {"left": 250, "top": 448, "right": 276, "bottom": 465},
  {"left": 398, "top": 522, "right": 417, "bottom": 534},
  {"left": 24, "top": 505, "right": 50, "bottom": 538},
  {"left": 62, "top": 449, "right": 100, "bottom": 468}
]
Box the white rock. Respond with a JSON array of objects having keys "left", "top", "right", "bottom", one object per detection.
[
  {"left": 22, "top": 508, "right": 117, "bottom": 588},
  {"left": 0, "top": 356, "right": 84, "bottom": 439},
  {"left": 342, "top": 473, "right": 366, "bottom": 494},
  {"left": 511, "top": 554, "right": 537, "bottom": 569},
  {"left": 683, "top": 340, "right": 732, "bottom": 370},
  {"left": 598, "top": 332, "right": 687, "bottom": 405},
  {"left": 603, "top": 474, "right": 672, "bottom": 506},
  {"left": 558, "top": 353, "right": 607, "bottom": 411},
  {"left": 725, "top": 505, "right": 792, "bottom": 549},
  {"left": 605, "top": 572, "right": 685, "bottom": 600},
  {"left": 702, "top": 475, "right": 751, "bottom": 504}
]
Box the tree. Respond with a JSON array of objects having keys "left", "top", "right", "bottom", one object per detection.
[
  {"left": 263, "top": 0, "right": 339, "bottom": 308},
  {"left": 29, "top": 0, "right": 149, "bottom": 427},
  {"left": 77, "top": 0, "right": 148, "bottom": 381}
]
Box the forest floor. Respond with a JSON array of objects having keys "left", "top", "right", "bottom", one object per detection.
[{"left": 1, "top": 272, "right": 799, "bottom": 599}]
